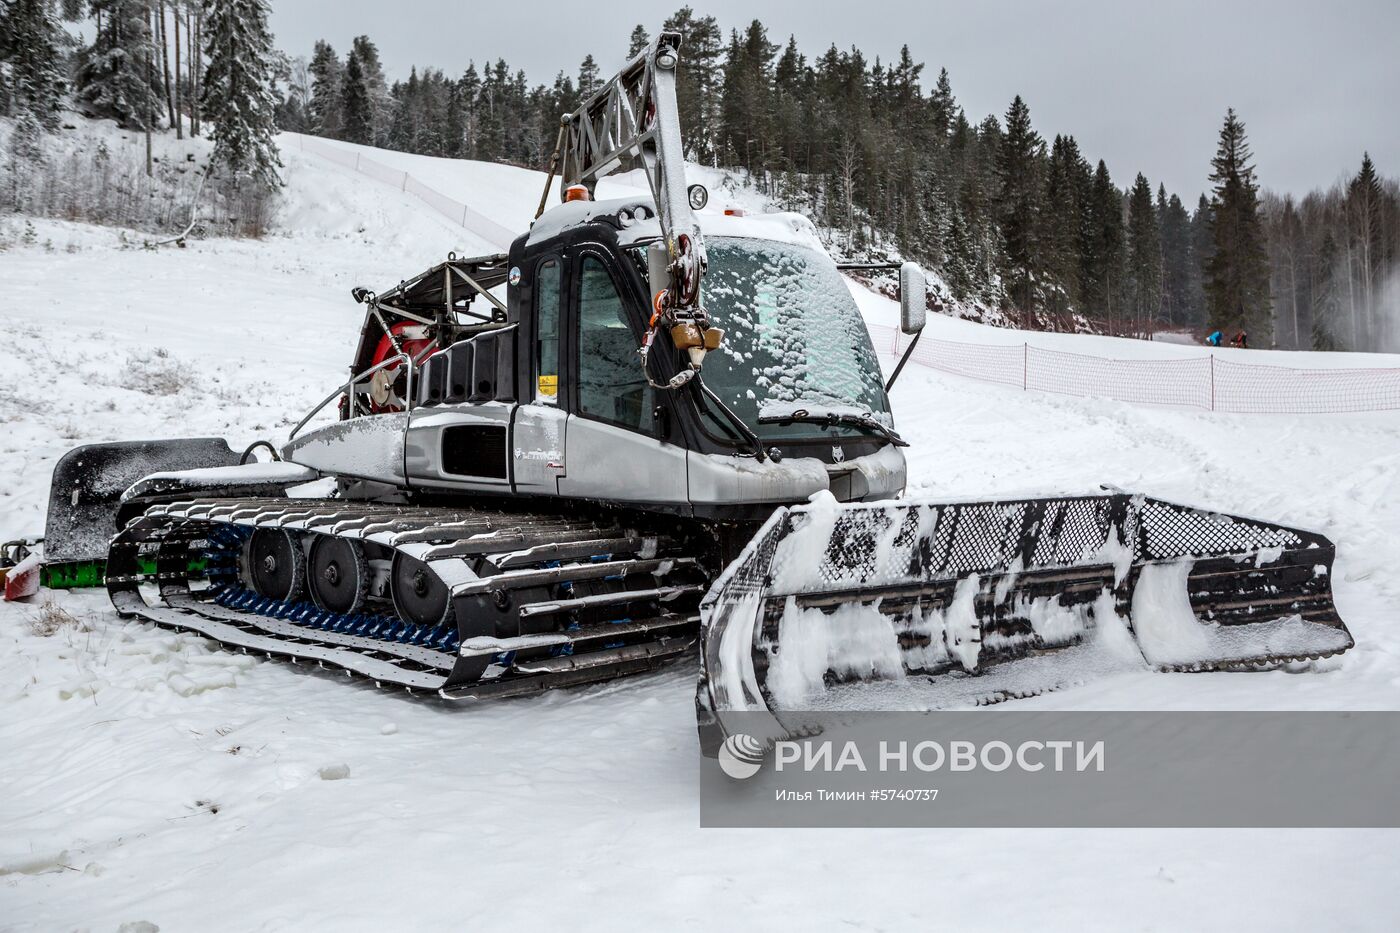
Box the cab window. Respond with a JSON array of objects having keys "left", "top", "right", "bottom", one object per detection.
[
  {"left": 576, "top": 256, "right": 654, "bottom": 433},
  {"left": 535, "top": 258, "right": 561, "bottom": 403}
]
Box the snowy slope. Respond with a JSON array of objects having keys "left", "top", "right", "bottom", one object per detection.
[{"left": 2, "top": 132, "right": 1399, "bottom": 932}]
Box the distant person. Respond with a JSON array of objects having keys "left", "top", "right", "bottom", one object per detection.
[
  {"left": 1232, "top": 331, "right": 1248, "bottom": 348},
  {"left": 1207, "top": 330, "right": 1223, "bottom": 347}
]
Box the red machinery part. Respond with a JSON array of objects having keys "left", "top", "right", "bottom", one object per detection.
[
  {"left": 366, "top": 322, "right": 434, "bottom": 413},
  {"left": 2, "top": 552, "right": 41, "bottom": 601}
]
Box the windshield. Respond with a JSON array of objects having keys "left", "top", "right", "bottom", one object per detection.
[{"left": 656, "top": 236, "right": 891, "bottom": 443}]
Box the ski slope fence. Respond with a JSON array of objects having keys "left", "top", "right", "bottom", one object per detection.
[
  {"left": 289, "top": 134, "right": 1400, "bottom": 416},
  {"left": 290, "top": 133, "right": 518, "bottom": 250},
  {"left": 868, "top": 323, "right": 1400, "bottom": 414}
]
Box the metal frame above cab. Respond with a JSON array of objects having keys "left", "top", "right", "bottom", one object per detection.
[
  {"left": 348, "top": 252, "right": 515, "bottom": 378},
  {"left": 372, "top": 253, "right": 513, "bottom": 324}
]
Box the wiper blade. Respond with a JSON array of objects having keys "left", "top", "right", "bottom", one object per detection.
[
  {"left": 757, "top": 409, "right": 908, "bottom": 447},
  {"left": 696, "top": 379, "right": 768, "bottom": 462}
]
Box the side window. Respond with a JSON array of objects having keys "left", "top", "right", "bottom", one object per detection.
[
  {"left": 577, "top": 256, "right": 654, "bottom": 433},
  {"left": 535, "top": 258, "right": 561, "bottom": 403}
]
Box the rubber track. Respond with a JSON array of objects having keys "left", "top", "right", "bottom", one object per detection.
[{"left": 107, "top": 497, "right": 703, "bottom": 698}]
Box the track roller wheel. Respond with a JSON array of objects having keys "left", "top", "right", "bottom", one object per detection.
[
  {"left": 246, "top": 529, "right": 305, "bottom": 601},
  {"left": 391, "top": 552, "right": 454, "bottom": 627},
  {"left": 308, "top": 535, "right": 369, "bottom": 614}
]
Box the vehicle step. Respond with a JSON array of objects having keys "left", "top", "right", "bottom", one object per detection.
[{"left": 459, "top": 614, "right": 699, "bottom": 657}]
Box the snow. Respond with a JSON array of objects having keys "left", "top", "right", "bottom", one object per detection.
[
  {"left": 765, "top": 597, "right": 907, "bottom": 707},
  {"left": 849, "top": 277, "right": 1400, "bottom": 369},
  {"left": 128, "top": 461, "right": 317, "bottom": 496},
  {"left": 3, "top": 126, "right": 1400, "bottom": 931},
  {"left": 1131, "top": 561, "right": 1352, "bottom": 667}
]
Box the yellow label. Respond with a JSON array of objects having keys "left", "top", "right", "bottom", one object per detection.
[{"left": 537, "top": 375, "right": 558, "bottom": 397}]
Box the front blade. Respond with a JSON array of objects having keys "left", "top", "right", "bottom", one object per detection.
[{"left": 696, "top": 493, "right": 1352, "bottom": 748}]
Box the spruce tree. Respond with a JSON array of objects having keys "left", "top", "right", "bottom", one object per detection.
[
  {"left": 1, "top": 0, "right": 66, "bottom": 128},
  {"left": 307, "top": 39, "right": 343, "bottom": 138},
  {"left": 1042, "top": 134, "right": 1089, "bottom": 314},
  {"left": 1311, "top": 230, "right": 1341, "bottom": 349},
  {"left": 457, "top": 62, "right": 480, "bottom": 158},
  {"left": 1082, "top": 160, "right": 1125, "bottom": 325},
  {"left": 771, "top": 35, "right": 805, "bottom": 179},
  {"left": 576, "top": 54, "right": 600, "bottom": 98},
  {"left": 350, "top": 35, "right": 391, "bottom": 145},
  {"left": 1126, "top": 173, "right": 1162, "bottom": 329},
  {"left": 929, "top": 67, "right": 955, "bottom": 140},
  {"left": 200, "top": 0, "right": 283, "bottom": 189},
  {"left": 472, "top": 58, "right": 507, "bottom": 161},
  {"left": 1158, "top": 190, "right": 1193, "bottom": 325},
  {"left": 994, "top": 95, "right": 1045, "bottom": 323},
  {"left": 1187, "top": 194, "right": 1212, "bottom": 327},
  {"left": 942, "top": 203, "right": 976, "bottom": 300},
  {"left": 388, "top": 67, "right": 418, "bottom": 151},
  {"left": 1346, "top": 153, "right": 1385, "bottom": 345},
  {"left": 662, "top": 6, "right": 723, "bottom": 163},
  {"left": 340, "top": 47, "right": 372, "bottom": 145},
  {"left": 719, "top": 21, "right": 776, "bottom": 178},
  {"left": 77, "top": 0, "right": 163, "bottom": 129},
  {"left": 627, "top": 24, "right": 650, "bottom": 58},
  {"left": 1203, "top": 108, "right": 1270, "bottom": 338}
]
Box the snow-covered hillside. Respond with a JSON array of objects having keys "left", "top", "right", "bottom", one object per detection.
[{"left": 2, "top": 130, "right": 1399, "bottom": 932}]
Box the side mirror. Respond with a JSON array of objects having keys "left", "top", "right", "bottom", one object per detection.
[{"left": 898, "top": 261, "right": 927, "bottom": 335}]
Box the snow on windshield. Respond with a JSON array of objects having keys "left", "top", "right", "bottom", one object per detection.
[{"left": 701, "top": 237, "right": 890, "bottom": 437}]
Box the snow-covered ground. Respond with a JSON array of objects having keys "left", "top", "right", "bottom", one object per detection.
[{"left": 3, "top": 130, "right": 1399, "bottom": 931}]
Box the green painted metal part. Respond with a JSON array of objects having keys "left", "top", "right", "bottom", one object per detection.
[{"left": 41, "top": 556, "right": 209, "bottom": 589}]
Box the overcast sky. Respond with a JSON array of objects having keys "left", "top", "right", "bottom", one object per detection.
[{"left": 268, "top": 0, "right": 1398, "bottom": 202}]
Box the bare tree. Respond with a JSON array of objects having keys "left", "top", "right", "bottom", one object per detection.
[
  {"left": 189, "top": 5, "right": 201, "bottom": 136},
  {"left": 158, "top": 0, "right": 175, "bottom": 129},
  {"left": 171, "top": 0, "right": 183, "bottom": 138}
]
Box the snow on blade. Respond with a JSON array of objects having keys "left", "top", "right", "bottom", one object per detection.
[{"left": 1131, "top": 561, "right": 1352, "bottom": 668}]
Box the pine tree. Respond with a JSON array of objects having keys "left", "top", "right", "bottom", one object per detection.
[
  {"left": 719, "top": 20, "right": 775, "bottom": 178},
  {"left": 576, "top": 53, "right": 600, "bottom": 98},
  {"left": 77, "top": 0, "right": 164, "bottom": 130},
  {"left": 387, "top": 66, "right": 417, "bottom": 151},
  {"left": 1158, "top": 189, "right": 1194, "bottom": 325},
  {"left": 1345, "top": 152, "right": 1385, "bottom": 346},
  {"left": 307, "top": 39, "right": 343, "bottom": 138},
  {"left": 340, "top": 47, "right": 372, "bottom": 145},
  {"left": 770, "top": 35, "right": 805, "bottom": 177},
  {"left": 200, "top": 0, "right": 283, "bottom": 189},
  {"left": 457, "top": 62, "right": 480, "bottom": 158},
  {"left": 1082, "top": 160, "right": 1125, "bottom": 325},
  {"left": 1187, "top": 194, "right": 1212, "bottom": 327},
  {"left": 270, "top": 49, "right": 310, "bottom": 133},
  {"left": 349, "top": 36, "right": 391, "bottom": 145},
  {"left": 1203, "top": 108, "right": 1271, "bottom": 338},
  {"left": 1126, "top": 173, "right": 1162, "bottom": 330},
  {"left": 994, "top": 95, "right": 1045, "bottom": 323},
  {"left": 472, "top": 58, "right": 508, "bottom": 161},
  {"left": 942, "top": 202, "right": 976, "bottom": 300},
  {"left": 663, "top": 6, "right": 723, "bottom": 163},
  {"left": 929, "top": 67, "right": 954, "bottom": 140},
  {"left": 1311, "top": 230, "right": 1341, "bottom": 349},
  {"left": 1041, "top": 134, "right": 1090, "bottom": 314},
  {"left": 627, "top": 24, "right": 650, "bottom": 58},
  {"left": 1, "top": 0, "right": 67, "bottom": 128}
]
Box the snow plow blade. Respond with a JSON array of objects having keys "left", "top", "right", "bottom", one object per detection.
[
  {"left": 43, "top": 439, "right": 242, "bottom": 584},
  {"left": 696, "top": 493, "right": 1352, "bottom": 753}
]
